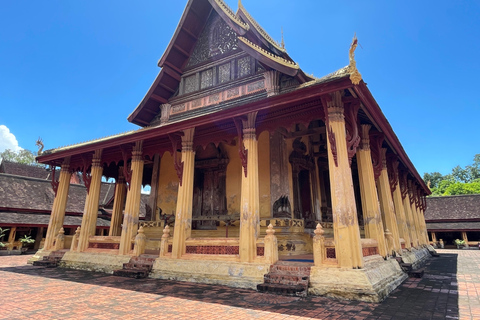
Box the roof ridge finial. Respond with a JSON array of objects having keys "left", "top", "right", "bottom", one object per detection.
[
  {"left": 238, "top": 0, "right": 243, "bottom": 9},
  {"left": 281, "top": 26, "right": 285, "bottom": 49},
  {"left": 348, "top": 33, "right": 362, "bottom": 85}
]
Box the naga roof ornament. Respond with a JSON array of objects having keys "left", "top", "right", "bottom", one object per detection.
[{"left": 348, "top": 34, "right": 362, "bottom": 85}]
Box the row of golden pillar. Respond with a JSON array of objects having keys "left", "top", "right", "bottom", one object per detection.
[
  {"left": 43, "top": 91, "right": 429, "bottom": 268},
  {"left": 43, "top": 113, "right": 262, "bottom": 263},
  {"left": 323, "top": 91, "right": 429, "bottom": 269}
]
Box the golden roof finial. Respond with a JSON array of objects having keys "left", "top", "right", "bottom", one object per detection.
[
  {"left": 281, "top": 27, "right": 285, "bottom": 49},
  {"left": 238, "top": 0, "right": 243, "bottom": 9},
  {"left": 348, "top": 33, "right": 362, "bottom": 85}
]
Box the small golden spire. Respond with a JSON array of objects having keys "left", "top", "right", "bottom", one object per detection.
[
  {"left": 281, "top": 27, "right": 285, "bottom": 49},
  {"left": 238, "top": 0, "right": 243, "bottom": 9},
  {"left": 348, "top": 33, "right": 362, "bottom": 85}
]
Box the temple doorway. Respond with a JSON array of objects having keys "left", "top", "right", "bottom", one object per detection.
[{"left": 192, "top": 143, "right": 229, "bottom": 230}]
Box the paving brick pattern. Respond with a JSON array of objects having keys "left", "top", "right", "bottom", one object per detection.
[{"left": 0, "top": 249, "right": 478, "bottom": 319}]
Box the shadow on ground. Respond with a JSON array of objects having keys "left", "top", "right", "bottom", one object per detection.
[{"left": 0, "top": 253, "right": 459, "bottom": 319}]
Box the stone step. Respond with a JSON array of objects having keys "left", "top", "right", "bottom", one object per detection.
[
  {"left": 409, "top": 268, "right": 425, "bottom": 278},
  {"left": 33, "top": 260, "right": 58, "bottom": 268},
  {"left": 264, "top": 273, "right": 309, "bottom": 286},
  {"left": 113, "top": 269, "right": 149, "bottom": 279},
  {"left": 257, "top": 283, "right": 308, "bottom": 297},
  {"left": 400, "top": 263, "right": 413, "bottom": 273},
  {"left": 269, "top": 264, "right": 311, "bottom": 275}
]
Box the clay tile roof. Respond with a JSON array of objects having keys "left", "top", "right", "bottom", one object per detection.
[
  {"left": 0, "top": 173, "right": 116, "bottom": 214},
  {"left": 0, "top": 160, "right": 52, "bottom": 180},
  {"left": 426, "top": 221, "right": 480, "bottom": 231},
  {"left": 425, "top": 194, "right": 480, "bottom": 221},
  {"left": 0, "top": 212, "right": 110, "bottom": 227}
]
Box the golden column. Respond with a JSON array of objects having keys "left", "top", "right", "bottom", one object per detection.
[
  {"left": 119, "top": 141, "right": 145, "bottom": 255},
  {"left": 407, "top": 181, "right": 421, "bottom": 247},
  {"left": 77, "top": 150, "right": 103, "bottom": 252},
  {"left": 323, "top": 92, "right": 363, "bottom": 269},
  {"left": 404, "top": 191, "right": 419, "bottom": 247},
  {"left": 171, "top": 128, "right": 195, "bottom": 259},
  {"left": 388, "top": 157, "right": 412, "bottom": 251},
  {"left": 356, "top": 124, "right": 387, "bottom": 257},
  {"left": 376, "top": 148, "right": 402, "bottom": 254},
  {"left": 420, "top": 196, "right": 430, "bottom": 245},
  {"left": 239, "top": 112, "right": 260, "bottom": 263},
  {"left": 44, "top": 158, "right": 72, "bottom": 250},
  {"left": 109, "top": 166, "right": 126, "bottom": 237}
]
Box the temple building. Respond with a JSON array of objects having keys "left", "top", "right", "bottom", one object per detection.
[
  {"left": 31, "top": 0, "right": 433, "bottom": 302},
  {"left": 426, "top": 195, "right": 480, "bottom": 248}
]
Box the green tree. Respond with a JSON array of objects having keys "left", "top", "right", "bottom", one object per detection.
[
  {"left": 443, "top": 181, "right": 480, "bottom": 195},
  {"left": 425, "top": 154, "right": 480, "bottom": 196},
  {"left": 0, "top": 148, "right": 38, "bottom": 166}
]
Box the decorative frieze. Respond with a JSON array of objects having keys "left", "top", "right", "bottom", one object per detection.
[{"left": 170, "top": 79, "right": 265, "bottom": 115}]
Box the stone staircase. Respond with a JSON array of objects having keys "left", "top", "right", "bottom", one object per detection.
[
  {"left": 33, "top": 250, "right": 67, "bottom": 268},
  {"left": 257, "top": 260, "right": 312, "bottom": 297},
  {"left": 113, "top": 255, "right": 157, "bottom": 279}
]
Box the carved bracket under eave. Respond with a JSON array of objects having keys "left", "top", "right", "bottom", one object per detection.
[
  {"left": 234, "top": 118, "right": 248, "bottom": 177},
  {"left": 369, "top": 131, "right": 384, "bottom": 180},
  {"left": 120, "top": 145, "right": 132, "bottom": 190},
  {"left": 49, "top": 162, "right": 59, "bottom": 196},
  {"left": 399, "top": 168, "right": 409, "bottom": 200},
  {"left": 387, "top": 154, "right": 400, "bottom": 193},
  {"left": 344, "top": 101, "right": 361, "bottom": 166},
  {"left": 320, "top": 94, "right": 338, "bottom": 167},
  {"left": 81, "top": 155, "right": 92, "bottom": 194},
  {"left": 168, "top": 133, "right": 184, "bottom": 186}
]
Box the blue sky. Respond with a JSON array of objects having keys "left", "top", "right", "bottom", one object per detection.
[{"left": 1, "top": 0, "right": 479, "bottom": 177}]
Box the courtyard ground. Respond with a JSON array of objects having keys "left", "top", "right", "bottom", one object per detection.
[{"left": 0, "top": 249, "right": 479, "bottom": 319}]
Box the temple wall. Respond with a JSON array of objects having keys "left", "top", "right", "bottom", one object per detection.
[
  {"left": 258, "top": 131, "right": 271, "bottom": 218},
  {"left": 155, "top": 134, "right": 270, "bottom": 219},
  {"left": 157, "top": 152, "right": 179, "bottom": 215}
]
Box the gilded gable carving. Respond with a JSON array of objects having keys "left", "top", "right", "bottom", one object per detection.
[{"left": 186, "top": 12, "right": 238, "bottom": 68}]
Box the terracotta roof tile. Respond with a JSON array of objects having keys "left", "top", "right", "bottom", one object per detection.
[{"left": 425, "top": 194, "right": 480, "bottom": 221}]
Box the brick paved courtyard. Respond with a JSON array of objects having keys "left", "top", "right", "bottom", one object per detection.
[{"left": 0, "top": 249, "right": 479, "bottom": 319}]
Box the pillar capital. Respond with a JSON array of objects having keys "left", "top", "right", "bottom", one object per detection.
[
  {"left": 60, "top": 157, "right": 71, "bottom": 172},
  {"left": 181, "top": 128, "right": 195, "bottom": 151},
  {"left": 132, "top": 140, "right": 143, "bottom": 162},
  {"left": 92, "top": 149, "right": 103, "bottom": 168},
  {"left": 359, "top": 124, "right": 371, "bottom": 150}
]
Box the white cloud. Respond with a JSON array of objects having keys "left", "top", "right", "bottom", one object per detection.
[{"left": 0, "top": 125, "right": 22, "bottom": 153}]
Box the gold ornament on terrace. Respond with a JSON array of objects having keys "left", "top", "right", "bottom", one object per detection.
[{"left": 348, "top": 34, "right": 362, "bottom": 85}]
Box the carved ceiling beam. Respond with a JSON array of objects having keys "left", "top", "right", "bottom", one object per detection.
[
  {"left": 159, "top": 82, "right": 176, "bottom": 94},
  {"left": 150, "top": 93, "right": 168, "bottom": 104},
  {"left": 163, "top": 64, "right": 182, "bottom": 81},
  {"left": 180, "top": 26, "right": 199, "bottom": 41},
  {"left": 172, "top": 44, "right": 190, "bottom": 58}
]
